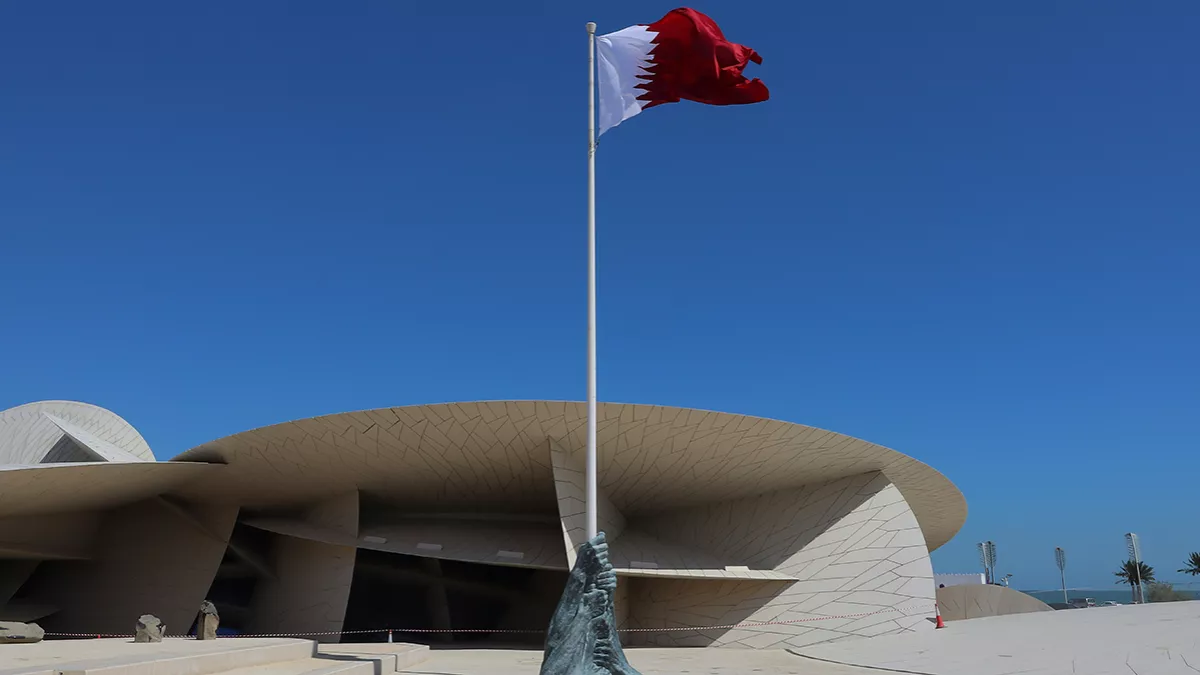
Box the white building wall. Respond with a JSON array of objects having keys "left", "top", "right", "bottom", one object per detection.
[{"left": 624, "top": 472, "right": 937, "bottom": 649}]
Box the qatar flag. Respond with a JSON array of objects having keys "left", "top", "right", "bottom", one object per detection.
[{"left": 596, "top": 8, "right": 769, "bottom": 136}]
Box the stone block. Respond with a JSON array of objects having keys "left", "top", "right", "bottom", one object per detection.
[
  {"left": 0, "top": 621, "right": 44, "bottom": 644},
  {"left": 197, "top": 601, "right": 219, "bottom": 640},
  {"left": 135, "top": 614, "right": 165, "bottom": 643}
]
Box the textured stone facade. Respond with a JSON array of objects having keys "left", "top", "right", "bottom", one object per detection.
[
  {"left": 551, "top": 447, "right": 626, "bottom": 568},
  {"left": 249, "top": 536, "right": 357, "bottom": 643},
  {"left": 246, "top": 492, "right": 360, "bottom": 643},
  {"left": 0, "top": 401, "right": 153, "bottom": 465},
  {"left": 24, "top": 498, "right": 237, "bottom": 636},
  {"left": 623, "top": 472, "right": 935, "bottom": 648},
  {"left": 548, "top": 441, "right": 938, "bottom": 649},
  {"left": 0, "top": 400, "right": 960, "bottom": 649}
]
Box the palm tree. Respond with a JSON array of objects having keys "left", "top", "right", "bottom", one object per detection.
[
  {"left": 1115, "top": 560, "right": 1155, "bottom": 603},
  {"left": 1178, "top": 552, "right": 1200, "bottom": 576}
]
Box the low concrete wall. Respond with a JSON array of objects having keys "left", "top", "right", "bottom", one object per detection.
[{"left": 936, "top": 584, "right": 1052, "bottom": 621}]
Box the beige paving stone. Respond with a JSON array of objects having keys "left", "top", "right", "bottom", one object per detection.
[{"left": 796, "top": 600, "right": 1200, "bottom": 675}]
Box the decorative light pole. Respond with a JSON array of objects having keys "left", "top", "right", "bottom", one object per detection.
[
  {"left": 977, "top": 542, "right": 989, "bottom": 584},
  {"left": 1055, "top": 547, "right": 1067, "bottom": 604},
  {"left": 977, "top": 541, "right": 998, "bottom": 584},
  {"left": 1125, "top": 533, "right": 1143, "bottom": 603},
  {"left": 985, "top": 541, "right": 997, "bottom": 584}
]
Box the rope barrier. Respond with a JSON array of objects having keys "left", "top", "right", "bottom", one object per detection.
[{"left": 44, "top": 602, "right": 935, "bottom": 640}]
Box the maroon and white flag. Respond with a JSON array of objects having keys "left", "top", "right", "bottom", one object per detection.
[{"left": 596, "top": 8, "right": 769, "bottom": 135}]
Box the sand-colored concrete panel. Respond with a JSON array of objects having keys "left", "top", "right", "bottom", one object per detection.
[
  {"left": 0, "top": 637, "right": 320, "bottom": 675},
  {"left": 796, "top": 599, "right": 1200, "bottom": 675},
  {"left": 0, "top": 401, "right": 153, "bottom": 464},
  {"left": 249, "top": 534, "right": 357, "bottom": 642},
  {"left": 0, "top": 462, "right": 221, "bottom": 518},
  {"left": 23, "top": 497, "right": 237, "bottom": 636},
  {"left": 935, "top": 583, "right": 1053, "bottom": 621},
  {"left": 550, "top": 446, "right": 625, "bottom": 566},
  {"left": 625, "top": 473, "right": 936, "bottom": 649},
  {"left": 172, "top": 402, "right": 965, "bottom": 551},
  {"left": 173, "top": 402, "right": 563, "bottom": 514},
  {"left": 0, "top": 511, "right": 102, "bottom": 560},
  {"left": 624, "top": 576, "right": 795, "bottom": 647},
  {"left": 41, "top": 433, "right": 98, "bottom": 463},
  {"left": 607, "top": 529, "right": 797, "bottom": 580},
  {"left": 0, "top": 399, "right": 964, "bottom": 652},
  {"left": 245, "top": 515, "right": 568, "bottom": 570},
  {"left": 305, "top": 491, "right": 360, "bottom": 538},
  {"left": 42, "top": 412, "right": 144, "bottom": 463},
  {"left": 613, "top": 573, "right": 630, "bottom": 630},
  {"left": 318, "top": 643, "right": 431, "bottom": 672},
  {"left": 360, "top": 519, "right": 567, "bottom": 570}
]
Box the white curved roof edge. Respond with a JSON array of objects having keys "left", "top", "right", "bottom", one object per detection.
[
  {"left": 43, "top": 412, "right": 144, "bottom": 463},
  {"left": 0, "top": 400, "right": 155, "bottom": 464},
  {"left": 170, "top": 400, "right": 966, "bottom": 551}
]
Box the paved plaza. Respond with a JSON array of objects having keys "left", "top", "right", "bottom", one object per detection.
[
  {"left": 401, "top": 600, "right": 1200, "bottom": 675},
  {"left": 1, "top": 600, "right": 1197, "bottom": 675},
  {"left": 796, "top": 598, "right": 1200, "bottom": 674},
  {"left": 398, "top": 647, "right": 866, "bottom": 675}
]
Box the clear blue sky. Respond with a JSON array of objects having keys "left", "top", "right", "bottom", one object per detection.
[{"left": 2, "top": 1, "right": 1197, "bottom": 591}]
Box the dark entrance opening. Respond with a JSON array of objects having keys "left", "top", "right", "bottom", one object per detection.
[{"left": 342, "top": 548, "right": 564, "bottom": 648}]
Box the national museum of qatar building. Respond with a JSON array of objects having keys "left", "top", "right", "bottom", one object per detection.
[{"left": 0, "top": 400, "right": 965, "bottom": 650}]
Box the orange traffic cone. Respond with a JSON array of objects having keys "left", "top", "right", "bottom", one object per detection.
[{"left": 935, "top": 603, "right": 945, "bottom": 629}]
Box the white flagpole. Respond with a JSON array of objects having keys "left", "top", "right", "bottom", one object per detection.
[{"left": 585, "top": 21, "right": 599, "bottom": 540}]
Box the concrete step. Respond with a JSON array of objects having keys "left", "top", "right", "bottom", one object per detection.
[
  {"left": 46, "top": 638, "right": 316, "bottom": 675},
  {"left": 215, "top": 658, "right": 376, "bottom": 675},
  {"left": 0, "top": 640, "right": 429, "bottom": 675},
  {"left": 317, "top": 643, "right": 431, "bottom": 673}
]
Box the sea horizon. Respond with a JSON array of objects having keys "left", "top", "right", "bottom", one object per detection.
[{"left": 1022, "top": 588, "right": 1200, "bottom": 604}]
